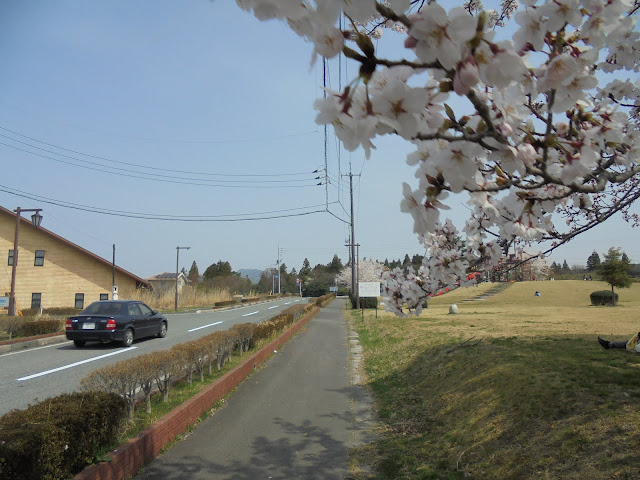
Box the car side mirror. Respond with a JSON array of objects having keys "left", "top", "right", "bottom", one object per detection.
[{"left": 152, "top": 310, "right": 158, "bottom": 315}]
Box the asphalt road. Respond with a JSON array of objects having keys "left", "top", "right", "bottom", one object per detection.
[
  {"left": 136, "top": 298, "right": 352, "bottom": 480},
  {"left": 0, "top": 298, "right": 306, "bottom": 416}
]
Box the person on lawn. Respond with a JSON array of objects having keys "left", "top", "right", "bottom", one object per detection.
[{"left": 598, "top": 332, "right": 640, "bottom": 352}]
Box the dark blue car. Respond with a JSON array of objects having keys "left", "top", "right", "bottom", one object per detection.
[{"left": 65, "top": 300, "right": 168, "bottom": 348}]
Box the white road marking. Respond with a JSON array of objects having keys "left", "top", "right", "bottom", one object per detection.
[
  {"left": 17, "top": 347, "right": 137, "bottom": 382},
  {"left": 268, "top": 305, "right": 279, "bottom": 310},
  {"left": 1, "top": 340, "right": 72, "bottom": 357},
  {"left": 188, "top": 321, "right": 223, "bottom": 333},
  {"left": 242, "top": 311, "right": 259, "bottom": 317},
  {"left": 284, "top": 302, "right": 292, "bottom": 305}
]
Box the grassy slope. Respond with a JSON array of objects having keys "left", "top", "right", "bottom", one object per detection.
[{"left": 351, "top": 281, "right": 640, "bottom": 480}]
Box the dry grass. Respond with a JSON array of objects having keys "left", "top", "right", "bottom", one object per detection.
[
  {"left": 350, "top": 280, "right": 640, "bottom": 480},
  {"left": 126, "top": 286, "right": 232, "bottom": 311},
  {"left": 424, "top": 280, "right": 640, "bottom": 338}
]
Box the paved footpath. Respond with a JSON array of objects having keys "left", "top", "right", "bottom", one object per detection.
[{"left": 136, "top": 298, "right": 367, "bottom": 480}]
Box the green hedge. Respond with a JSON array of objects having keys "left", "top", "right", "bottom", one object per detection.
[
  {"left": 20, "top": 307, "right": 82, "bottom": 316},
  {"left": 16, "top": 319, "right": 64, "bottom": 337},
  {"left": 590, "top": 290, "right": 619, "bottom": 305},
  {"left": 0, "top": 392, "right": 126, "bottom": 480}
]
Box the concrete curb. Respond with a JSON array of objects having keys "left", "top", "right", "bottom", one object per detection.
[
  {"left": 0, "top": 332, "right": 68, "bottom": 354},
  {"left": 71, "top": 305, "right": 322, "bottom": 480}
]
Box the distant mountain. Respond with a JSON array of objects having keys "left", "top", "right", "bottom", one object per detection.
[{"left": 237, "top": 269, "right": 263, "bottom": 284}]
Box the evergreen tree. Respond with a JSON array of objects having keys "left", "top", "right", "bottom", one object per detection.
[
  {"left": 203, "top": 260, "right": 233, "bottom": 279},
  {"left": 326, "top": 255, "right": 343, "bottom": 274},
  {"left": 300, "top": 258, "right": 311, "bottom": 277},
  {"left": 586, "top": 251, "right": 601, "bottom": 272},
  {"left": 599, "top": 248, "right": 632, "bottom": 305},
  {"left": 562, "top": 260, "right": 570, "bottom": 273},
  {"left": 188, "top": 261, "right": 199, "bottom": 284},
  {"left": 622, "top": 252, "right": 630, "bottom": 263}
]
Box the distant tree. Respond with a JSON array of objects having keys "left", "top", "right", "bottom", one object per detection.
[
  {"left": 203, "top": 260, "right": 233, "bottom": 279},
  {"left": 402, "top": 254, "right": 411, "bottom": 268},
  {"left": 622, "top": 252, "right": 630, "bottom": 263},
  {"left": 599, "top": 248, "right": 633, "bottom": 305},
  {"left": 411, "top": 254, "right": 424, "bottom": 272},
  {"left": 586, "top": 251, "right": 601, "bottom": 272},
  {"left": 326, "top": 255, "right": 343, "bottom": 274},
  {"left": 188, "top": 261, "right": 199, "bottom": 285},
  {"left": 255, "top": 268, "right": 277, "bottom": 294},
  {"left": 562, "top": 260, "right": 570, "bottom": 273},
  {"left": 300, "top": 258, "right": 311, "bottom": 277},
  {"left": 550, "top": 261, "right": 559, "bottom": 274}
]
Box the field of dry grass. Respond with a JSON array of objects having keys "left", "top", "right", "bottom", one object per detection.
[
  {"left": 350, "top": 280, "right": 640, "bottom": 480},
  {"left": 424, "top": 280, "right": 640, "bottom": 338}
]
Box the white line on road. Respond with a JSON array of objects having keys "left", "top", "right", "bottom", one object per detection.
[
  {"left": 17, "top": 347, "right": 137, "bottom": 382},
  {"left": 284, "top": 302, "right": 292, "bottom": 305},
  {"left": 242, "top": 311, "right": 259, "bottom": 317},
  {"left": 188, "top": 321, "right": 223, "bottom": 333},
  {"left": 268, "top": 305, "right": 279, "bottom": 310}
]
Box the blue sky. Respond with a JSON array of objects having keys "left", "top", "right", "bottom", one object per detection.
[{"left": 1, "top": 1, "right": 638, "bottom": 280}]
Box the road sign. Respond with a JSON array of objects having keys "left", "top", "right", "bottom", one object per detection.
[
  {"left": 0, "top": 296, "right": 8, "bottom": 307},
  {"left": 359, "top": 282, "right": 380, "bottom": 298}
]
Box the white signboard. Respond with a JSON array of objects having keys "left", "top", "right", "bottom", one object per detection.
[
  {"left": 0, "top": 296, "right": 8, "bottom": 307},
  {"left": 359, "top": 282, "right": 380, "bottom": 298}
]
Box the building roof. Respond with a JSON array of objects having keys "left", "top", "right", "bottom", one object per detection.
[
  {"left": 0, "top": 206, "right": 150, "bottom": 288},
  {"left": 146, "top": 272, "right": 188, "bottom": 281}
]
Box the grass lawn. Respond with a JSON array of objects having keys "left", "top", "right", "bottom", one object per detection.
[{"left": 350, "top": 280, "right": 640, "bottom": 479}]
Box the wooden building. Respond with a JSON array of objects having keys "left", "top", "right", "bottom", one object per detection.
[{"left": 0, "top": 206, "right": 149, "bottom": 311}]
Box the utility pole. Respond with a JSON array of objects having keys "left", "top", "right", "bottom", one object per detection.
[
  {"left": 112, "top": 244, "right": 116, "bottom": 289},
  {"left": 343, "top": 172, "right": 360, "bottom": 308},
  {"left": 277, "top": 245, "right": 283, "bottom": 295}
]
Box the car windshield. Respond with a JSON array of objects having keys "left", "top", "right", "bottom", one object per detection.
[{"left": 82, "top": 302, "right": 123, "bottom": 316}]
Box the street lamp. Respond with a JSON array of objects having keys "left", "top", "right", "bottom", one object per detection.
[
  {"left": 175, "top": 246, "right": 190, "bottom": 311},
  {"left": 8, "top": 207, "right": 43, "bottom": 316}
]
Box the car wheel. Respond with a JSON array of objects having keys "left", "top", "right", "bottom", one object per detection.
[
  {"left": 122, "top": 329, "right": 134, "bottom": 348},
  {"left": 157, "top": 321, "right": 167, "bottom": 338},
  {"left": 73, "top": 340, "right": 85, "bottom": 348}
]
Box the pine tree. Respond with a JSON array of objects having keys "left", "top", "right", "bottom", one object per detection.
[
  {"left": 188, "top": 261, "right": 199, "bottom": 284},
  {"left": 586, "top": 251, "right": 601, "bottom": 272}
]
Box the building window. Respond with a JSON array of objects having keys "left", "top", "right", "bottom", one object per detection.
[
  {"left": 8, "top": 249, "right": 14, "bottom": 266},
  {"left": 100, "top": 293, "right": 109, "bottom": 301},
  {"left": 34, "top": 250, "right": 45, "bottom": 266},
  {"left": 31, "top": 293, "right": 42, "bottom": 310},
  {"left": 75, "top": 293, "right": 84, "bottom": 309}
]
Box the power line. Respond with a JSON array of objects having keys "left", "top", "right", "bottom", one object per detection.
[
  {"left": 0, "top": 184, "right": 337, "bottom": 222},
  {"left": 0, "top": 125, "right": 318, "bottom": 179},
  {"left": 0, "top": 141, "right": 321, "bottom": 189}
]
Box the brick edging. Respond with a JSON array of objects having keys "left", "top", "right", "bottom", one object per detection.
[{"left": 71, "top": 305, "right": 321, "bottom": 480}]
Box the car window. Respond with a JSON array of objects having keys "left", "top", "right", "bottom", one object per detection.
[
  {"left": 83, "top": 302, "right": 122, "bottom": 316},
  {"left": 128, "top": 304, "right": 142, "bottom": 316},
  {"left": 138, "top": 303, "right": 153, "bottom": 316}
]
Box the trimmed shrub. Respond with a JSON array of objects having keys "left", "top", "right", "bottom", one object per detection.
[
  {"left": 359, "top": 297, "right": 379, "bottom": 309},
  {"left": 0, "top": 316, "right": 25, "bottom": 340},
  {"left": 590, "top": 290, "right": 619, "bottom": 305},
  {"left": 16, "top": 319, "right": 64, "bottom": 337},
  {"left": 44, "top": 307, "right": 82, "bottom": 316},
  {"left": 81, "top": 361, "right": 140, "bottom": 420},
  {"left": 0, "top": 392, "right": 126, "bottom": 480},
  {"left": 214, "top": 299, "right": 238, "bottom": 308},
  {"left": 240, "top": 297, "right": 259, "bottom": 303},
  {"left": 231, "top": 323, "right": 255, "bottom": 355}
]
